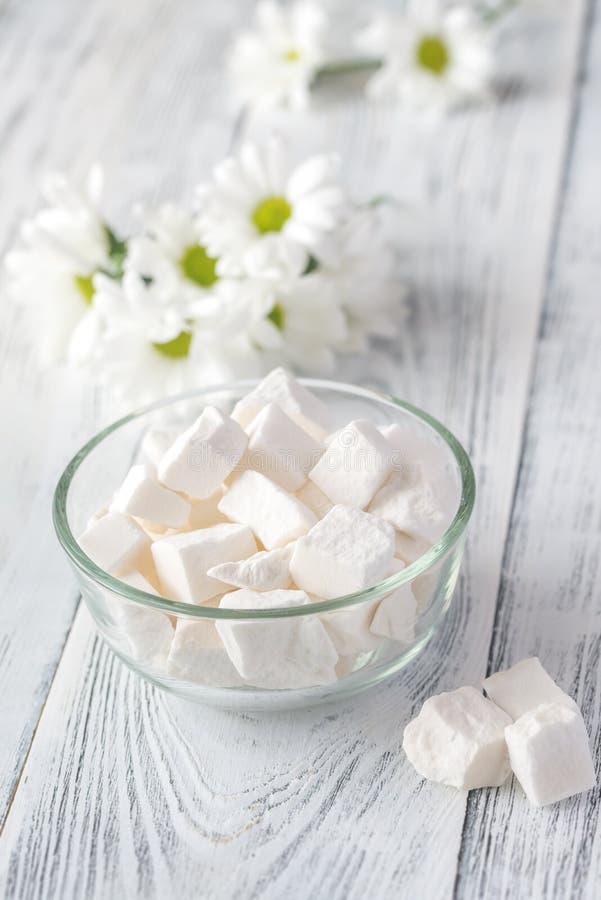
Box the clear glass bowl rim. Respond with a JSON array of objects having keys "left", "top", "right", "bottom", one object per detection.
[{"left": 53, "top": 377, "right": 475, "bottom": 621}]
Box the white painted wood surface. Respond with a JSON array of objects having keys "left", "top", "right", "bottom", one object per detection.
[
  {"left": 456, "top": 3, "right": 601, "bottom": 892},
  {"left": 0, "top": 1, "right": 598, "bottom": 897},
  {"left": 0, "top": 0, "right": 243, "bottom": 823}
]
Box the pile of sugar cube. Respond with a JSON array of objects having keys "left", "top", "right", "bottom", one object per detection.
[
  {"left": 78, "top": 367, "right": 458, "bottom": 690},
  {"left": 403, "top": 657, "right": 596, "bottom": 807}
]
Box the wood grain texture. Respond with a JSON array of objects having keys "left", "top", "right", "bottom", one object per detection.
[
  {"left": 0, "top": 1, "right": 594, "bottom": 898},
  {"left": 0, "top": 0, "right": 253, "bottom": 826},
  {"left": 455, "top": 1, "right": 601, "bottom": 895},
  {"left": 0, "top": 606, "right": 469, "bottom": 900}
]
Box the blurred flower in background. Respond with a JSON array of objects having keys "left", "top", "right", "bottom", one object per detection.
[
  {"left": 4, "top": 167, "right": 124, "bottom": 364},
  {"left": 227, "top": 0, "right": 328, "bottom": 110},
  {"left": 4, "top": 142, "right": 404, "bottom": 408},
  {"left": 227, "top": 0, "right": 533, "bottom": 113},
  {"left": 197, "top": 141, "right": 346, "bottom": 276},
  {"left": 357, "top": 2, "right": 493, "bottom": 111}
]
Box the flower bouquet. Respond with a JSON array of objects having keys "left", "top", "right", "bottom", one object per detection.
[{"left": 5, "top": 140, "right": 403, "bottom": 407}]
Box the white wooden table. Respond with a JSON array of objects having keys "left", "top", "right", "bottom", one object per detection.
[{"left": 1, "top": 1, "right": 600, "bottom": 896}]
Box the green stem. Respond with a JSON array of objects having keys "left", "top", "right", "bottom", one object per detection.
[
  {"left": 366, "top": 194, "right": 396, "bottom": 209},
  {"left": 314, "top": 57, "right": 382, "bottom": 82},
  {"left": 479, "top": 0, "right": 519, "bottom": 25}
]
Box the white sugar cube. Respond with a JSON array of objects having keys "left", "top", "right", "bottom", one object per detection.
[
  {"left": 118, "top": 569, "right": 159, "bottom": 596},
  {"left": 158, "top": 406, "right": 247, "bottom": 499},
  {"left": 335, "top": 654, "right": 358, "bottom": 679},
  {"left": 322, "top": 598, "right": 382, "bottom": 656},
  {"left": 140, "top": 426, "right": 179, "bottom": 470},
  {"left": 295, "top": 480, "right": 334, "bottom": 519},
  {"left": 110, "top": 464, "right": 191, "bottom": 528},
  {"left": 370, "top": 559, "right": 417, "bottom": 643},
  {"left": 482, "top": 657, "right": 578, "bottom": 720},
  {"left": 368, "top": 468, "right": 448, "bottom": 544},
  {"left": 218, "top": 470, "right": 317, "bottom": 550},
  {"left": 245, "top": 402, "right": 323, "bottom": 492},
  {"left": 85, "top": 503, "right": 111, "bottom": 530},
  {"left": 231, "top": 367, "right": 330, "bottom": 440},
  {"left": 187, "top": 490, "right": 228, "bottom": 530},
  {"left": 207, "top": 546, "right": 293, "bottom": 592},
  {"left": 138, "top": 522, "right": 170, "bottom": 540},
  {"left": 109, "top": 570, "right": 173, "bottom": 665},
  {"left": 166, "top": 618, "right": 244, "bottom": 687},
  {"left": 290, "top": 505, "right": 395, "bottom": 599},
  {"left": 309, "top": 420, "right": 393, "bottom": 509},
  {"left": 411, "top": 570, "right": 439, "bottom": 613},
  {"left": 394, "top": 530, "right": 431, "bottom": 564},
  {"left": 151, "top": 523, "right": 257, "bottom": 604},
  {"left": 505, "top": 702, "right": 596, "bottom": 806},
  {"left": 381, "top": 422, "right": 460, "bottom": 514},
  {"left": 195, "top": 593, "right": 225, "bottom": 609},
  {"left": 381, "top": 421, "right": 447, "bottom": 477},
  {"left": 78, "top": 512, "right": 151, "bottom": 574},
  {"left": 216, "top": 589, "right": 338, "bottom": 689},
  {"left": 403, "top": 686, "right": 512, "bottom": 790},
  {"left": 137, "top": 554, "right": 162, "bottom": 592}
]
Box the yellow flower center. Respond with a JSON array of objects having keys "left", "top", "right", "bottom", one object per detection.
[
  {"left": 74, "top": 273, "right": 95, "bottom": 305},
  {"left": 416, "top": 35, "right": 450, "bottom": 76},
  {"left": 179, "top": 244, "right": 219, "bottom": 287},
  {"left": 283, "top": 48, "right": 300, "bottom": 62},
  {"left": 267, "top": 303, "right": 286, "bottom": 331},
  {"left": 251, "top": 196, "right": 292, "bottom": 234},
  {"left": 153, "top": 330, "right": 192, "bottom": 359}
]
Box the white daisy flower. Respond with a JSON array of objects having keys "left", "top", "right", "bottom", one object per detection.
[
  {"left": 197, "top": 140, "right": 347, "bottom": 277},
  {"left": 125, "top": 202, "right": 276, "bottom": 336},
  {"left": 314, "top": 206, "right": 405, "bottom": 352},
  {"left": 192, "top": 333, "right": 268, "bottom": 387},
  {"left": 242, "top": 233, "right": 309, "bottom": 281},
  {"left": 250, "top": 270, "right": 350, "bottom": 372},
  {"left": 73, "top": 267, "right": 275, "bottom": 407},
  {"left": 4, "top": 148, "right": 406, "bottom": 406},
  {"left": 357, "top": 1, "right": 493, "bottom": 112},
  {"left": 126, "top": 204, "right": 220, "bottom": 322},
  {"left": 4, "top": 166, "right": 123, "bottom": 363},
  {"left": 70, "top": 296, "right": 199, "bottom": 408},
  {"left": 227, "top": 0, "right": 328, "bottom": 110}
]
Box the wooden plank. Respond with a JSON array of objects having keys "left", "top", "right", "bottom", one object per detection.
[
  {"left": 455, "top": 1, "right": 601, "bottom": 895},
  {"left": 0, "top": 0, "right": 250, "bottom": 825},
  {"left": 0, "top": 4, "right": 587, "bottom": 899}
]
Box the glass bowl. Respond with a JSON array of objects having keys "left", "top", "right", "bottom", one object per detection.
[{"left": 53, "top": 379, "right": 475, "bottom": 711}]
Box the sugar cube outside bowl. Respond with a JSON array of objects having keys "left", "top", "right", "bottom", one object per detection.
[{"left": 53, "top": 378, "right": 475, "bottom": 712}]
